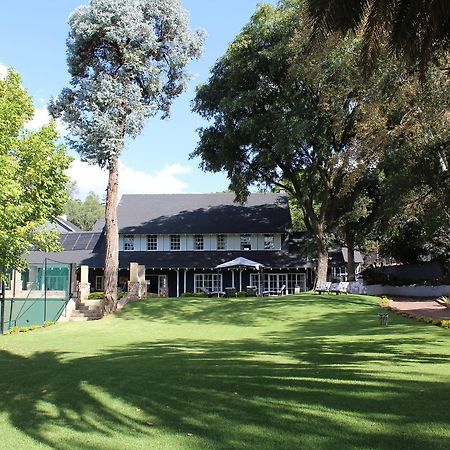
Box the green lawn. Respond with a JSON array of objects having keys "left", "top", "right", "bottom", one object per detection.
[{"left": 1, "top": 294, "right": 450, "bottom": 449}]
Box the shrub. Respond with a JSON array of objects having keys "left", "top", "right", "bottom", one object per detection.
[
  {"left": 440, "top": 320, "right": 450, "bottom": 329},
  {"left": 237, "top": 291, "right": 247, "bottom": 297},
  {"left": 88, "top": 291, "right": 125, "bottom": 300},
  {"left": 5, "top": 321, "right": 54, "bottom": 335},
  {"left": 181, "top": 292, "right": 206, "bottom": 298}
]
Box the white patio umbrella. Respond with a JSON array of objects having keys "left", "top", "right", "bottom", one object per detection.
[{"left": 215, "top": 257, "right": 264, "bottom": 294}]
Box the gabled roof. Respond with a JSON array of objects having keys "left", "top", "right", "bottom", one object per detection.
[
  {"left": 117, "top": 193, "right": 291, "bottom": 234},
  {"left": 55, "top": 216, "right": 81, "bottom": 233}
]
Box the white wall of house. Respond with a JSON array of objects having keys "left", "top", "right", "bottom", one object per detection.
[{"left": 119, "top": 233, "right": 283, "bottom": 251}]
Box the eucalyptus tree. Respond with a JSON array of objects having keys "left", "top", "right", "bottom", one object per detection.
[
  {"left": 50, "top": 0, "right": 203, "bottom": 311},
  {"left": 0, "top": 69, "right": 71, "bottom": 275},
  {"left": 192, "top": 3, "right": 377, "bottom": 286}
]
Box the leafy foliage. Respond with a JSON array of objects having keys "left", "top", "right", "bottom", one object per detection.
[
  {"left": 50, "top": 0, "right": 204, "bottom": 170},
  {"left": 66, "top": 190, "right": 105, "bottom": 231},
  {"left": 192, "top": 2, "right": 386, "bottom": 284},
  {"left": 0, "top": 69, "right": 71, "bottom": 275},
  {"left": 306, "top": 0, "right": 450, "bottom": 77}
]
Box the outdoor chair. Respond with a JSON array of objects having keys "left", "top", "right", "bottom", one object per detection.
[
  {"left": 315, "top": 281, "right": 331, "bottom": 294},
  {"left": 225, "top": 287, "right": 237, "bottom": 298},
  {"left": 262, "top": 284, "right": 286, "bottom": 296},
  {"left": 330, "top": 281, "right": 349, "bottom": 295},
  {"left": 201, "top": 287, "right": 225, "bottom": 298},
  {"left": 246, "top": 286, "right": 257, "bottom": 296}
]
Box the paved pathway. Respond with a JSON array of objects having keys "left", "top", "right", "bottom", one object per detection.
[{"left": 388, "top": 298, "right": 450, "bottom": 320}]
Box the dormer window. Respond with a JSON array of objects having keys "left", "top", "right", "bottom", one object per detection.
[
  {"left": 194, "top": 234, "right": 204, "bottom": 250},
  {"left": 147, "top": 234, "right": 157, "bottom": 251},
  {"left": 217, "top": 234, "right": 226, "bottom": 250},
  {"left": 170, "top": 234, "right": 180, "bottom": 250},
  {"left": 240, "top": 234, "right": 251, "bottom": 250},
  {"left": 124, "top": 234, "right": 134, "bottom": 251},
  {"left": 264, "top": 234, "right": 274, "bottom": 250}
]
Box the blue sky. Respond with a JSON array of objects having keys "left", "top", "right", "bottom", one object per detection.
[{"left": 0, "top": 0, "right": 276, "bottom": 199}]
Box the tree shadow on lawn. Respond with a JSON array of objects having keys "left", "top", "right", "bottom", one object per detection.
[
  {"left": 1, "top": 312, "right": 450, "bottom": 449},
  {"left": 115, "top": 294, "right": 377, "bottom": 327}
]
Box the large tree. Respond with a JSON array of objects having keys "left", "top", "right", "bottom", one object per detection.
[
  {"left": 192, "top": 3, "right": 378, "bottom": 286},
  {"left": 306, "top": 0, "right": 450, "bottom": 77},
  {"left": 0, "top": 69, "right": 71, "bottom": 275},
  {"left": 50, "top": 0, "right": 203, "bottom": 311}
]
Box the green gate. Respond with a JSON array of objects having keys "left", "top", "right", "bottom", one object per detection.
[{"left": 2, "top": 259, "right": 71, "bottom": 331}]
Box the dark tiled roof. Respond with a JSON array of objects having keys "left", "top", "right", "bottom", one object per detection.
[
  {"left": 118, "top": 250, "right": 307, "bottom": 270},
  {"left": 91, "top": 218, "right": 105, "bottom": 232},
  {"left": 117, "top": 193, "right": 291, "bottom": 234}
]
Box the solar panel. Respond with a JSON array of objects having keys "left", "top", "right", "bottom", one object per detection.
[
  {"left": 86, "top": 233, "right": 100, "bottom": 250},
  {"left": 61, "top": 234, "right": 79, "bottom": 250},
  {"left": 74, "top": 234, "right": 92, "bottom": 250}
]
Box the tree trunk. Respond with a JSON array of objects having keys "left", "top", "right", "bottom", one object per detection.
[
  {"left": 315, "top": 235, "right": 329, "bottom": 288},
  {"left": 103, "top": 163, "right": 119, "bottom": 314},
  {"left": 346, "top": 234, "right": 356, "bottom": 282}
]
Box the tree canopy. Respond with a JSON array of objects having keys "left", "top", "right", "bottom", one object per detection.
[
  {"left": 0, "top": 69, "right": 71, "bottom": 275},
  {"left": 65, "top": 188, "right": 105, "bottom": 231},
  {"left": 194, "top": 0, "right": 449, "bottom": 284},
  {"left": 51, "top": 0, "right": 203, "bottom": 309},
  {"left": 193, "top": 2, "right": 379, "bottom": 285},
  {"left": 306, "top": 0, "right": 450, "bottom": 76}
]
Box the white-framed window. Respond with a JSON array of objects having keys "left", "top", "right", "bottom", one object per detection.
[
  {"left": 250, "top": 273, "right": 306, "bottom": 294},
  {"left": 194, "top": 234, "right": 204, "bottom": 250},
  {"left": 124, "top": 234, "right": 135, "bottom": 251},
  {"left": 95, "top": 276, "right": 104, "bottom": 291},
  {"left": 240, "top": 234, "right": 251, "bottom": 250},
  {"left": 217, "top": 234, "right": 226, "bottom": 250},
  {"left": 264, "top": 234, "right": 275, "bottom": 250},
  {"left": 170, "top": 234, "right": 181, "bottom": 250},
  {"left": 147, "top": 234, "right": 157, "bottom": 251},
  {"left": 194, "top": 273, "right": 222, "bottom": 293},
  {"left": 331, "top": 266, "right": 347, "bottom": 281}
]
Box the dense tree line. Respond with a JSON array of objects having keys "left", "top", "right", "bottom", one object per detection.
[{"left": 192, "top": 0, "right": 449, "bottom": 284}]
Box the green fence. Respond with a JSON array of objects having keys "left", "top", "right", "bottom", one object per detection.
[{"left": 1, "top": 259, "right": 71, "bottom": 332}]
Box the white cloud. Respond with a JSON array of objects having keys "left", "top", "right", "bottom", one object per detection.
[
  {"left": 25, "top": 107, "right": 66, "bottom": 135},
  {"left": 0, "top": 63, "right": 8, "bottom": 80},
  {"left": 68, "top": 158, "right": 191, "bottom": 200}
]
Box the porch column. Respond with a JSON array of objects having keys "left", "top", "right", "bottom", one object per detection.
[
  {"left": 28, "top": 266, "right": 38, "bottom": 290},
  {"left": 128, "top": 262, "right": 140, "bottom": 298},
  {"left": 12, "top": 270, "right": 22, "bottom": 296},
  {"left": 231, "top": 270, "right": 235, "bottom": 289},
  {"left": 239, "top": 269, "right": 242, "bottom": 292},
  {"left": 70, "top": 264, "right": 77, "bottom": 297},
  {"left": 176, "top": 269, "right": 180, "bottom": 297},
  {"left": 138, "top": 265, "right": 147, "bottom": 299},
  {"left": 183, "top": 269, "right": 187, "bottom": 294},
  {"left": 79, "top": 265, "right": 90, "bottom": 303}
]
